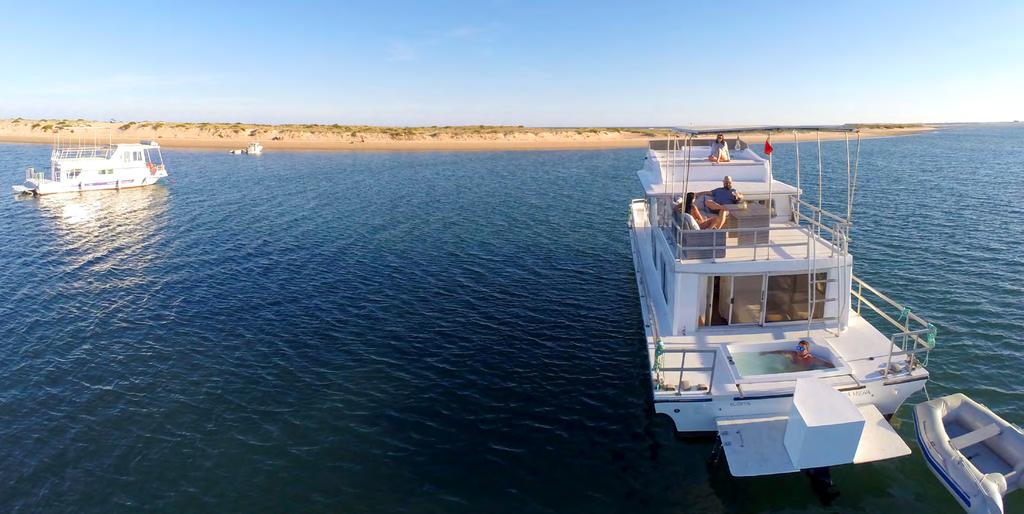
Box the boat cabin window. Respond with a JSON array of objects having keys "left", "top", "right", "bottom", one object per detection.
[
  {"left": 701, "top": 272, "right": 827, "bottom": 327},
  {"left": 144, "top": 148, "right": 163, "bottom": 166}
]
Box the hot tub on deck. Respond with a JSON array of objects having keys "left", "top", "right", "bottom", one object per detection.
[{"left": 722, "top": 337, "right": 852, "bottom": 384}]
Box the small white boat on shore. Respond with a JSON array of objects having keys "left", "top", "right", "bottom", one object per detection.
[
  {"left": 12, "top": 134, "right": 168, "bottom": 196},
  {"left": 914, "top": 394, "right": 1024, "bottom": 514},
  {"left": 230, "top": 142, "right": 263, "bottom": 155}
]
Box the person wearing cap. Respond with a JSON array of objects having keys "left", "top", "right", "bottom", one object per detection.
[{"left": 708, "top": 133, "right": 731, "bottom": 163}]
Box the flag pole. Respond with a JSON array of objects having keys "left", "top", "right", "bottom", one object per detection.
[{"left": 766, "top": 132, "right": 774, "bottom": 217}]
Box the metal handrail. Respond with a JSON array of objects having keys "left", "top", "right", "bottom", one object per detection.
[
  {"left": 850, "top": 274, "right": 937, "bottom": 381},
  {"left": 664, "top": 223, "right": 843, "bottom": 261},
  {"left": 656, "top": 347, "right": 718, "bottom": 395},
  {"left": 52, "top": 144, "right": 115, "bottom": 160},
  {"left": 793, "top": 198, "right": 849, "bottom": 225},
  {"left": 629, "top": 200, "right": 668, "bottom": 389}
]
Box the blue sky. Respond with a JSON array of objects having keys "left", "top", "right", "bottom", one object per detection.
[{"left": 1, "top": 0, "right": 1022, "bottom": 126}]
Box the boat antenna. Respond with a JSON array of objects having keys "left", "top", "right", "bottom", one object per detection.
[
  {"left": 848, "top": 131, "right": 862, "bottom": 222},
  {"left": 816, "top": 130, "right": 823, "bottom": 237},
  {"left": 794, "top": 130, "right": 801, "bottom": 223},
  {"left": 682, "top": 135, "right": 693, "bottom": 205},
  {"left": 845, "top": 131, "right": 851, "bottom": 222}
]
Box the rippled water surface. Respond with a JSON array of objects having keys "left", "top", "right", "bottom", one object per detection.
[{"left": 1, "top": 124, "right": 1021, "bottom": 513}]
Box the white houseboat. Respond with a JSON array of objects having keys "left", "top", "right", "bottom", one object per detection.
[
  {"left": 13, "top": 135, "right": 168, "bottom": 195},
  {"left": 627, "top": 126, "right": 937, "bottom": 477}
]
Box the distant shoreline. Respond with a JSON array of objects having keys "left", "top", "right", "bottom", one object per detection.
[{"left": 0, "top": 119, "right": 935, "bottom": 152}]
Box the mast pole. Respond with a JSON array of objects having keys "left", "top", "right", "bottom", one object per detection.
[
  {"left": 849, "top": 131, "right": 862, "bottom": 223},
  {"left": 766, "top": 131, "right": 773, "bottom": 218},
  {"left": 794, "top": 130, "right": 801, "bottom": 224},
  {"left": 816, "top": 130, "right": 823, "bottom": 236},
  {"left": 845, "top": 131, "right": 852, "bottom": 221}
]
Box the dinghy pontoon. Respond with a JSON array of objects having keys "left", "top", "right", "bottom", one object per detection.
[{"left": 914, "top": 394, "right": 1024, "bottom": 514}]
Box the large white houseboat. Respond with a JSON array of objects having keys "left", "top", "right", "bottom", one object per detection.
[
  {"left": 627, "top": 126, "right": 937, "bottom": 477},
  {"left": 13, "top": 134, "right": 168, "bottom": 195}
]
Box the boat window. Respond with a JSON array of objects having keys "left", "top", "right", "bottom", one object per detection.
[
  {"left": 701, "top": 272, "right": 827, "bottom": 328},
  {"left": 765, "top": 273, "right": 826, "bottom": 322},
  {"left": 144, "top": 148, "right": 162, "bottom": 165},
  {"left": 731, "top": 275, "right": 764, "bottom": 324}
]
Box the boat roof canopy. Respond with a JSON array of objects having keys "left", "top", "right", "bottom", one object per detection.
[{"left": 670, "top": 125, "right": 859, "bottom": 136}]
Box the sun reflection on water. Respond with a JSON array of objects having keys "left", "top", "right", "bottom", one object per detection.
[{"left": 31, "top": 187, "right": 171, "bottom": 280}]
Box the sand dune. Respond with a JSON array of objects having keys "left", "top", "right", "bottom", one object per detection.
[{"left": 0, "top": 119, "right": 934, "bottom": 152}]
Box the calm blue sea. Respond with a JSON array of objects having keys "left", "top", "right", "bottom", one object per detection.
[{"left": 0, "top": 124, "right": 1021, "bottom": 513}]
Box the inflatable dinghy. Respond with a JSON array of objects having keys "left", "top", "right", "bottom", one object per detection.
[{"left": 914, "top": 394, "right": 1024, "bottom": 513}]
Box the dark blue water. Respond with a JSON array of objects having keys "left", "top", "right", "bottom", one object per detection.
[{"left": 0, "top": 124, "right": 1021, "bottom": 513}]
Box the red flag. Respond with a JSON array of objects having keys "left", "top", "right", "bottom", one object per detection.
[{"left": 764, "top": 138, "right": 774, "bottom": 155}]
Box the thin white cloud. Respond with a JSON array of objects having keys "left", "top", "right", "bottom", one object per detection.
[{"left": 386, "top": 41, "right": 417, "bottom": 62}]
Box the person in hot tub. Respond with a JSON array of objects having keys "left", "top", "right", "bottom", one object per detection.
[
  {"left": 796, "top": 340, "right": 813, "bottom": 361},
  {"left": 764, "top": 340, "right": 826, "bottom": 368}
]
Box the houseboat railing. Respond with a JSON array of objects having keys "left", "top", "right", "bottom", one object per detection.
[
  {"left": 666, "top": 224, "right": 845, "bottom": 262},
  {"left": 629, "top": 199, "right": 669, "bottom": 391},
  {"left": 52, "top": 144, "right": 115, "bottom": 160},
  {"left": 656, "top": 347, "right": 717, "bottom": 395},
  {"left": 658, "top": 197, "right": 851, "bottom": 264},
  {"left": 850, "top": 275, "right": 937, "bottom": 382}
]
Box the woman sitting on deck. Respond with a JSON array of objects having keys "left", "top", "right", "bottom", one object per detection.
[
  {"left": 676, "top": 192, "right": 728, "bottom": 230},
  {"left": 708, "top": 133, "right": 731, "bottom": 162}
]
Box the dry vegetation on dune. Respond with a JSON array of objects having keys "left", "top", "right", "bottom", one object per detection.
[
  {"left": 0, "top": 118, "right": 932, "bottom": 150},
  {"left": 1, "top": 117, "right": 674, "bottom": 141}
]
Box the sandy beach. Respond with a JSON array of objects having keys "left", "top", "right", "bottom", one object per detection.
[{"left": 0, "top": 119, "right": 934, "bottom": 152}]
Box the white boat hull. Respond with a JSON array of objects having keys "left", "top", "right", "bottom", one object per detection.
[{"left": 25, "top": 173, "right": 166, "bottom": 195}]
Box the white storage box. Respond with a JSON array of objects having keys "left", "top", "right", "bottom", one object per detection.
[{"left": 784, "top": 378, "right": 865, "bottom": 468}]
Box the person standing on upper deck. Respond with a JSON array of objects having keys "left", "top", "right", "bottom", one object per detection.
[
  {"left": 697, "top": 175, "right": 744, "bottom": 221},
  {"left": 708, "top": 133, "right": 731, "bottom": 163}
]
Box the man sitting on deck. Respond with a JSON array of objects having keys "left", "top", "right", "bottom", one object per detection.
[
  {"left": 708, "top": 133, "right": 731, "bottom": 162},
  {"left": 696, "top": 176, "right": 744, "bottom": 225}
]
